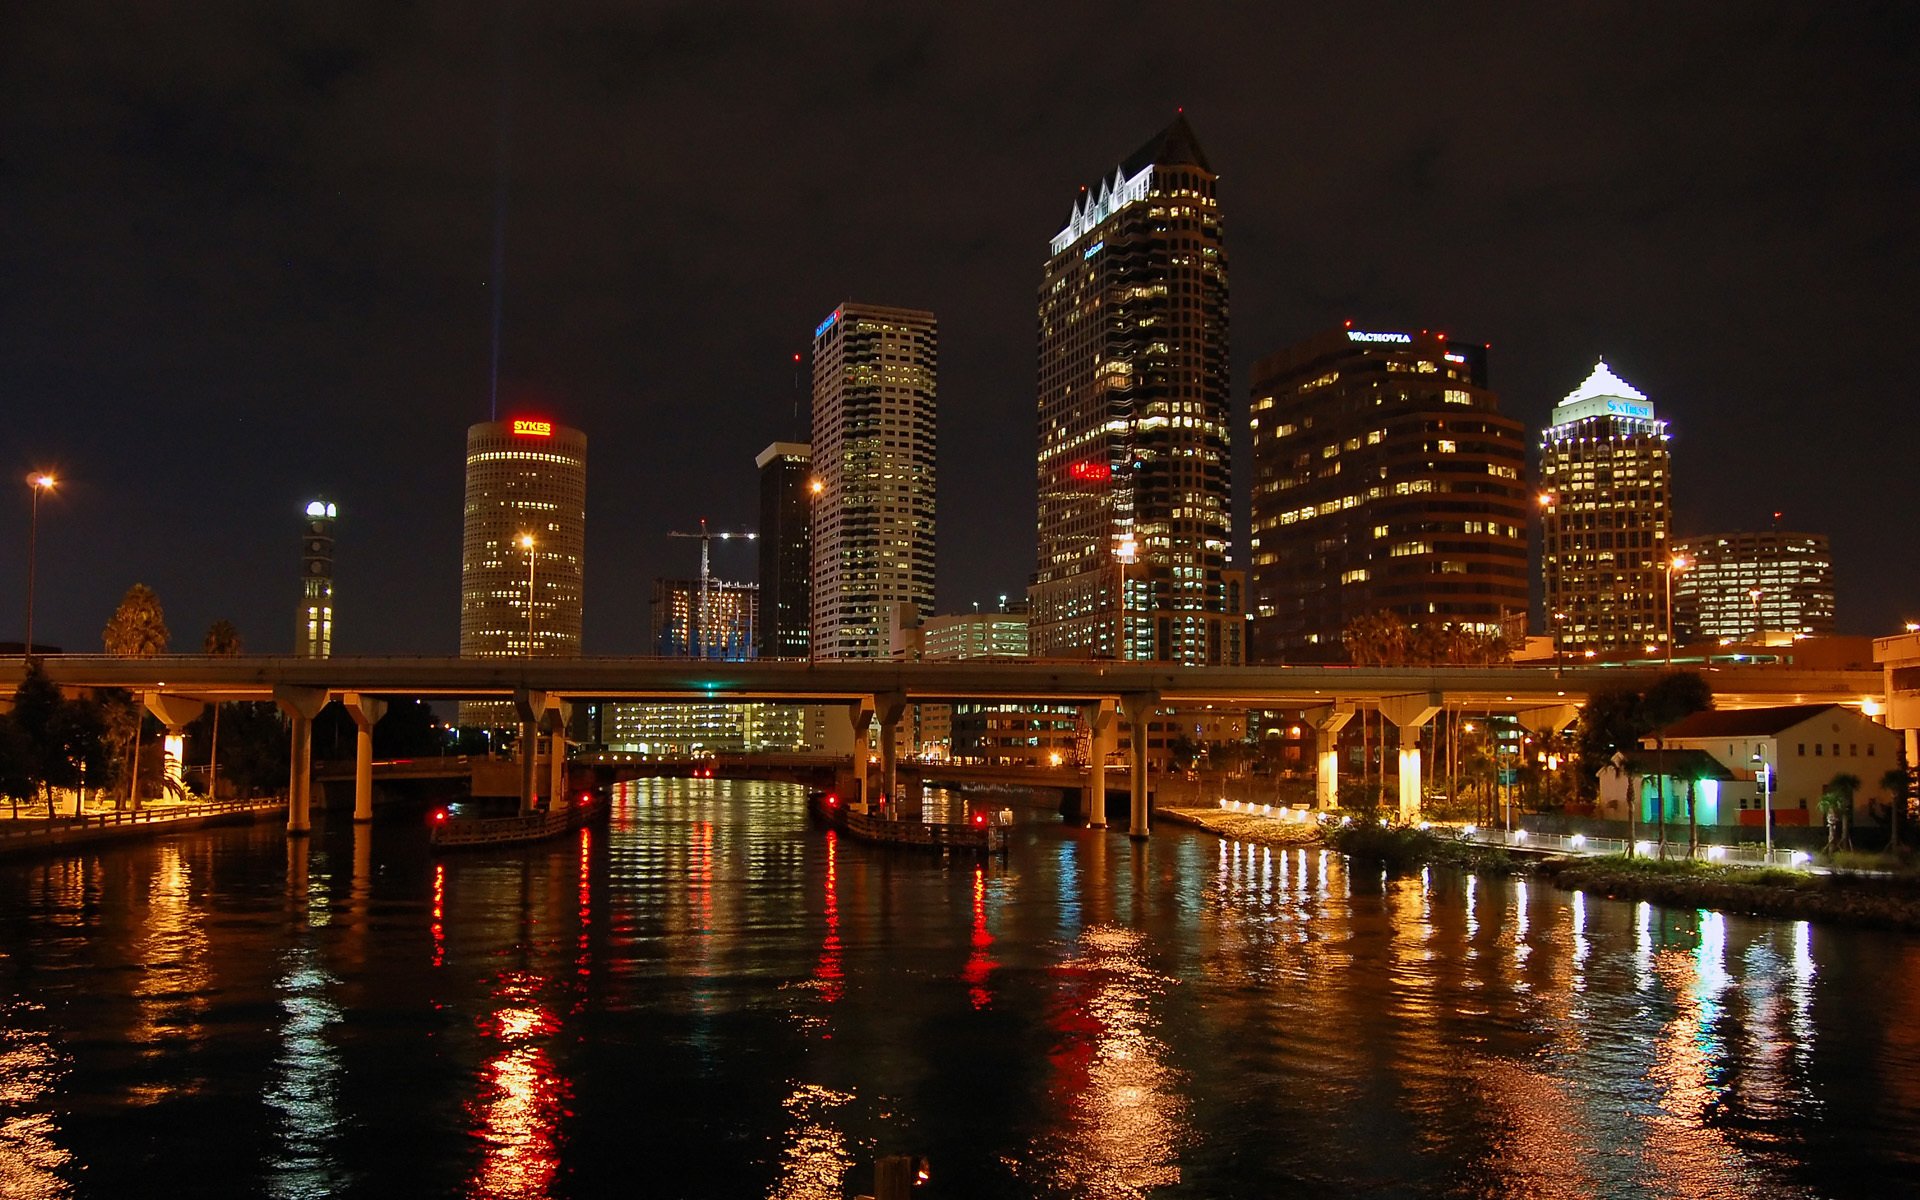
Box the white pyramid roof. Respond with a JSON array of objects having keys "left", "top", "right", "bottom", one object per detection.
[{"left": 1562, "top": 359, "right": 1647, "bottom": 406}]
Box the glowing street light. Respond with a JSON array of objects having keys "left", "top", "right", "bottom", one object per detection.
[
  {"left": 24, "top": 472, "right": 56, "bottom": 655},
  {"left": 1664, "top": 553, "right": 1688, "bottom": 669},
  {"left": 519, "top": 533, "right": 536, "bottom": 654}
]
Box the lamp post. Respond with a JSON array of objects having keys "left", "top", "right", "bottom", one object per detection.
[
  {"left": 1664, "top": 553, "right": 1688, "bottom": 669},
  {"left": 519, "top": 533, "right": 536, "bottom": 655},
  {"left": 1752, "top": 746, "right": 1774, "bottom": 859},
  {"left": 1748, "top": 587, "right": 1763, "bottom": 645},
  {"left": 24, "top": 472, "right": 56, "bottom": 655}
]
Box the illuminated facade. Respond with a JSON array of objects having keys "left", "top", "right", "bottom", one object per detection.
[
  {"left": 459, "top": 418, "right": 586, "bottom": 722},
  {"left": 1539, "top": 361, "right": 1672, "bottom": 657},
  {"left": 756, "top": 441, "right": 813, "bottom": 660},
  {"left": 1028, "top": 114, "right": 1233, "bottom": 665},
  {"left": 1674, "top": 531, "right": 1835, "bottom": 641},
  {"left": 809, "top": 303, "right": 937, "bottom": 660},
  {"left": 296, "top": 499, "right": 336, "bottom": 657},
  {"left": 1248, "top": 328, "right": 1528, "bottom": 662},
  {"left": 650, "top": 577, "right": 757, "bottom": 659}
]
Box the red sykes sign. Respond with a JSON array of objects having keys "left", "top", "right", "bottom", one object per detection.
[{"left": 512, "top": 419, "right": 553, "bottom": 437}]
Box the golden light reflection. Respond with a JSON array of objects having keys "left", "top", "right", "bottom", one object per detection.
[
  {"left": 0, "top": 999, "right": 72, "bottom": 1200},
  {"left": 1021, "top": 924, "right": 1187, "bottom": 1198},
  {"left": 467, "top": 973, "right": 568, "bottom": 1200},
  {"left": 767, "top": 1082, "right": 856, "bottom": 1200},
  {"left": 129, "top": 843, "right": 210, "bottom": 1104}
]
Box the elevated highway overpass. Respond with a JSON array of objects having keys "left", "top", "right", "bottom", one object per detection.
[{"left": 4, "top": 655, "right": 1884, "bottom": 841}]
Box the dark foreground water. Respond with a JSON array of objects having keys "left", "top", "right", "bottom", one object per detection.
[{"left": 3, "top": 779, "right": 1918, "bottom": 1199}]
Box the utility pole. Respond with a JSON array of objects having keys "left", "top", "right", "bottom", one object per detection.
[{"left": 666, "top": 519, "right": 757, "bottom": 658}]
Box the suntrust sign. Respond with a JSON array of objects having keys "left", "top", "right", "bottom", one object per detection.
[
  {"left": 1605, "top": 399, "right": 1654, "bottom": 419},
  {"left": 1346, "top": 331, "right": 1412, "bottom": 344},
  {"left": 511, "top": 419, "right": 553, "bottom": 437}
]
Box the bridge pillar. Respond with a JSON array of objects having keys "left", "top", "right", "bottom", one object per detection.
[
  {"left": 274, "top": 686, "right": 330, "bottom": 836},
  {"left": 543, "top": 702, "right": 572, "bottom": 813},
  {"left": 1121, "top": 693, "right": 1158, "bottom": 841},
  {"left": 1305, "top": 703, "right": 1355, "bottom": 810},
  {"left": 1380, "top": 693, "right": 1442, "bottom": 820},
  {"left": 1081, "top": 700, "right": 1116, "bottom": 828},
  {"left": 340, "top": 693, "right": 387, "bottom": 823},
  {"left": 876, "top": 692, "right": 909, "bottom": 818},
  {"left": 847, "top": 698, "right": 875, "bottom": 813},
  {"left": 513, "top": 690, "right": 561, "bottom": 816}
]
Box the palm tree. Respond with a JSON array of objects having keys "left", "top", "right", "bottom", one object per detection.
[
  {"left": 1822, "top": 772, "right": 1862, "bottom": 853},
  {"left": 1885, "top": 760, "right": 1912, "bottom": 854},
  {"left": 202, "top": 620, "right": 243, "bottom": 800},
  {"left": 102, "top": 584, "right": 169, "bottom": 808}
]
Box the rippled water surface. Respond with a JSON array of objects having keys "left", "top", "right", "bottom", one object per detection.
[{"left": 2, "top": 778, "right": 1917, "bottom": 1198}]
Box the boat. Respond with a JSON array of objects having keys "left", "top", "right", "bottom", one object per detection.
[
  {"left": 429, "top": 789, "right": 606, "bottom": 850},
  {"left": 809, "top": 789, "right": 1009, "bottom": 855}
]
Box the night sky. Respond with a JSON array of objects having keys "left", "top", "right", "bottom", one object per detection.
[{"left": 4, "top": 3, "right": 1915, "bottom": 656}]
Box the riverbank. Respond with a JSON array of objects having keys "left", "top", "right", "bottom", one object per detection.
[
  {"left": 1156, "top": 805, "right": 1322, "bottom": 847},
  {"left": 0, "top": 798, "right": 284, "bottom": 859},
  {"left": 1542, "top": 855, "right": 1920, "bottom": 932}
]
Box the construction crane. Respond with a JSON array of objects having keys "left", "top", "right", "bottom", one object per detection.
[{"left": 666, "top": 519, "right": 758, "bottom": 658}]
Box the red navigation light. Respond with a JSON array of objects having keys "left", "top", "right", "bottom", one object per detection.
[
  {"left": 432, "top": 810, "right": 448, "bottom": 823},
  {"left": 825, "top": 793, "right": 839, "bottom": 808},
  {"left": 972, "top": 812, "right": 986, "bottom": 827}
]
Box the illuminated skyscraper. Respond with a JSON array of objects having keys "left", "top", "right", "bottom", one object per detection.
[
  {"left": 297, "top": 498, "right": 336, "bottom": 657},
  {"left": 1674, "top": 530, "right": 1835, "bottom": 641},
  {"left": 1539, "top": 361, "right": 1673, "bottom": 658},
  {"left": 809, "top": 303, "right": 937, "bottom": 660},
  {"left": 1028, "top": 114, "right": 1233, "bottom": 664},
  {"left": 459, "top": 416, "right": 587, "bottom": 665},
  {"left": 650, "top": 576, "right": 758, "bottom": 659},
  {"left": 1248, "top": 327, "right": 1529, "bottom": 662},
  {"left": 756, "top": 441, "right": 813, "bottom": 659}
]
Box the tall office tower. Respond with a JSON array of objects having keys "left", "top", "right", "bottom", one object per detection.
[
  {"left": 1539, "top": 361, "right": 1673, "bottom": 658},
  {"left": 1674, "top": 531, "right": 1836, "bottom": 641},
  {"left": 650, "top": 577, "right": 759, "bottom": 659},
  {"left": 756, "top": 441, "right": 813, "bottom": 659},
  {"left": 809, "top": 303, "right": 937, "bottom": 660},
  {"left": 297, "top": 498, "right": 336, "bottom": 657},
  {"left": 459, "top": 418, "right": 587, "bottom": 721},
  {"left": 1028, "top": 114, "right": 1232, "bottom": 665},
  {"left": 1247, "top": 328, "right": 1529, "bottom": 662}
]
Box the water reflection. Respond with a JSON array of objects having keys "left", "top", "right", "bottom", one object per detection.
[
  {"left": 962, "top": 865, "right": 996, "bottom": 1010},
  {"left": 467, "top": 973, "right": 568, "bottom": 1200},
  {"left": 1023, "top": 923, "right": 1187, "bottom": 1198},
  {"left": 0, "top": 998, "right": 71, "bottom": 1200},
  {"left": 128, "top": 843, "right": 209, "bottom": 1103},
  {"left": 266, "top": 836, "right": 347, "bottom": 1199}
]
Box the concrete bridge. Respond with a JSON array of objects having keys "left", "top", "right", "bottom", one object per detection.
[{"left": 2, "top": 655, "right": 1882, "bottom": 841}]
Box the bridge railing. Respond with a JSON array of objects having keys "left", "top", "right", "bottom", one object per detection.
[
  {"left": 1459, "top": 826, "right": 1813, "bottom": 868},
  {"left": 0, "top": 797, "right": 284, "bottom": 841}
]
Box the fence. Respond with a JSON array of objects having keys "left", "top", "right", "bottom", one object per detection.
[
  {"left": 0, "top": 797, "right": 284, "bottom": 844},
  {"left": 1460, "top": 825, "right": 1813, "bottom": 869}
]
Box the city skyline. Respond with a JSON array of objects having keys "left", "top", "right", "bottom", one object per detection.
[{"left": 5, "top": 5, "right": 1914, "bottom": 654}]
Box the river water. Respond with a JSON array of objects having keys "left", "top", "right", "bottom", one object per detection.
[{"left": 1, "top": 778, "right": 1916, "bottom": 1199}]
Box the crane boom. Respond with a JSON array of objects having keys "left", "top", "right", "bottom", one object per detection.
[{"left": 665, "top": 518, "right": 757, "bottom": 657}]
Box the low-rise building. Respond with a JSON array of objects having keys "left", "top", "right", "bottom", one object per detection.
[{"left": 1637, "top": 704, "right": 1900, "bottom": 829}]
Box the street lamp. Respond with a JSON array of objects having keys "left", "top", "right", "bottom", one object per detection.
[
  {"left": 24, "top": 472, "right": 56, "bottom": 655},
  {"left": 519, "top": 533, "right": 536, "bottom": 655},
  {"left": 1115, "top": 534, "right": 1138, "bottom": 660},
  {"left": 1748, "top": 588, "right": 1763, "bottom": 644},
  {"left": 1664, "top": 553, "right": 1688, "bottom": 669},
  {"left": 1752, "top": 746, "right": 1774, "bottom": 859}
]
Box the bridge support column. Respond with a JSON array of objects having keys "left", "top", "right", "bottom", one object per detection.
[
  {"left": 1081, "top": 700, "right": 1115, "bottom": 828},
  {"left": 544, "top": 702, "right": 572, "bottom": 813},
  {"left": 876, "top": 692, "right": 909, "bottom": 818},
  {"left": 847, "top": 698, "right": 875, "bottom": 813},
  {"left": 1380, "top": 693, "right": 1442, "bottom": 821},
  {"left": 340, "top": 693, "right": 386, "bottom": 823},
  {"left": 1305, "top": 703, "right": 1355, "bottom": 810},
  {"left": 1121, "top": 693, "right": 1158, "bottom": 841},
  {"left": 274, "top": 686, "right": 330, "bottom": 836},
  {"left": 513, "top": 690, "right": 559, "bottom": 816},
  {"left": 144, "top": 694, "right": 203, "bottom": 801}
]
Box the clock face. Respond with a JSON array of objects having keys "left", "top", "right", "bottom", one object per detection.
[
  {"left": 310, "top": 561, "right": 326, "bottom": 574},
  {"left": 310, "top": 521, "right": 326, "bottom": 534}
]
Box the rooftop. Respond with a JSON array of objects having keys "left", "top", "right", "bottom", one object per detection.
[{"left": 1561, "top": 359, "right": 1648, "bottom": 407}]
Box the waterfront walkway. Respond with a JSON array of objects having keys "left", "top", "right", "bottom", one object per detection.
[{"left": 0, "top": 797, "right": 285, "bottom": 856}]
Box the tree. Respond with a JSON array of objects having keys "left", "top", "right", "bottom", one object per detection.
[
  {"left": 202, "top": 620, "right": 243, "bottom": 799},
  {"left": 1884, "top": 758, "right": 1911, "bottom": 854},
  {"left": 1822, "top": 772, "right": 1861, "bottom": 853},
  {"left": 102, "top": 584, "right": 168, "bottom": 806},
  {"left": 44, "top": 697, "right": 107, "bottom": 815},
  {"left": 1342, "top": 611, "right": 1409, "bottom": 666},
  {"left": 0, "top": 715, "right": 34, "bottom": 816}
]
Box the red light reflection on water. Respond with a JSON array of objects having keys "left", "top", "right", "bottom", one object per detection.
[
  {"left": 467, "top": 972, "right": 570, "bottom": 1200},
  {"left": 962, "top": 865, "right": 996, "bottom": 1009},
  {"left": 576, "top": 827, "right": 592, "bottom": 985}
]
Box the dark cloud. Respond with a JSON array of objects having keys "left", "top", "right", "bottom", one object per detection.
[{"left": 3, "top": 2, "right": 1914, "bottom": 654}]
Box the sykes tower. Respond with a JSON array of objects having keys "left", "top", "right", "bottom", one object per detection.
[{"left": 1028, "top": 114, "right": 1234, "bottom": 664}]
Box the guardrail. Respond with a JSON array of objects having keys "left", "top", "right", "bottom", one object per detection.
[
  {"left": 1458, "top": 825, "right": 1813, "bottom": 869},
  {"left": 0, "top": 797, "right": 284, "bottom": 842}
]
